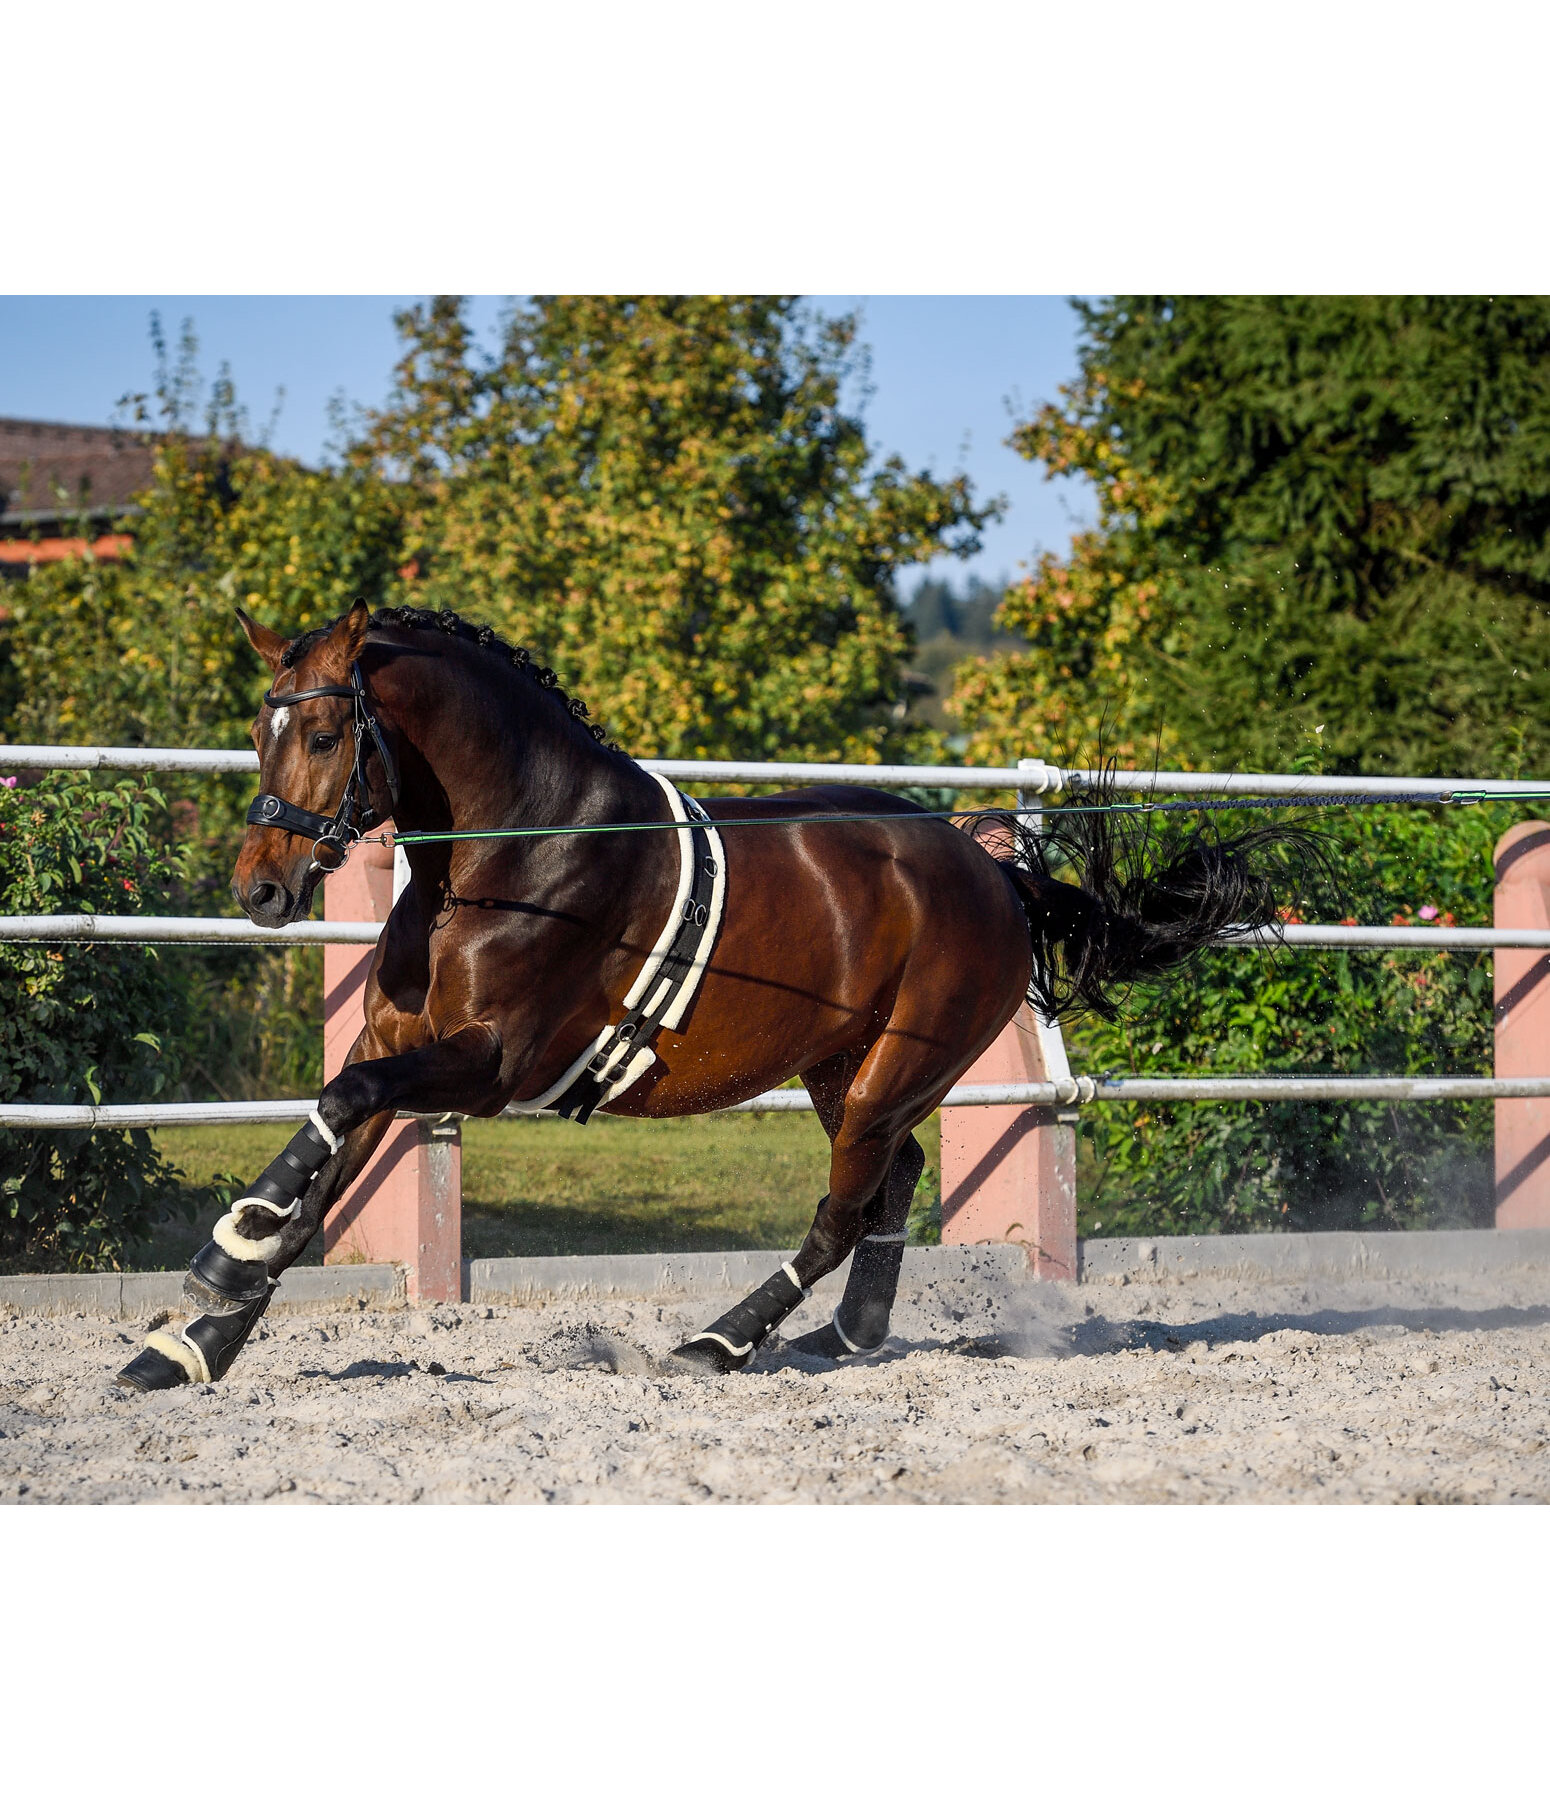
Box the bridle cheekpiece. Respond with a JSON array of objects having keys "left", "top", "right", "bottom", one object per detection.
[{"left": 246, "top": 662, "right": 401, "bottom": 874}]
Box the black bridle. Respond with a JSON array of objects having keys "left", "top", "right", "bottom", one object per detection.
[{"left": 245, "top": 662, "right": 401, "bottom": 873}]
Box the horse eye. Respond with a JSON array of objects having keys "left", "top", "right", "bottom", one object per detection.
[{"left": 310, "top": 732, "right": 339, "bottom": 755}]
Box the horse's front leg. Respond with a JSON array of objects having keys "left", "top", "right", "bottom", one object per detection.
[{"left": 116, "top": 1023, "right": 502, "bottom": 1391}]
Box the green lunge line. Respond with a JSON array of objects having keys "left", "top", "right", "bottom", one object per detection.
[{"left": 390, "top": 788, "right": 1548, "bottom": 847}]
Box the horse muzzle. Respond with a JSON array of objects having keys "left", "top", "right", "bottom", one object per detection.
[{"left": 234, "top": 874, "right": 309, "bottom": 929}]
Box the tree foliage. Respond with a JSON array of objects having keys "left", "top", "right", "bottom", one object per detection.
[
  {"left": 0, "top": 301, "right": 992, "bottom": 1149},
  {"left": 0, "top": 327, "right": 393, "bottom": 1113},
  {"left": 953, "top": 297, "right": 1550, "bottom": 1232},
  {"left": 955, "top": 296, "right": 1550, "bottom": 775},
  {"left": 0, "top": 776, "right": 192, "bottom": 1268},
  {"left": 5, "top": 435, "right": 404, "bottom": 755},
  {"left": 360, "top": 295, "right": 993, "bottom": 759}
]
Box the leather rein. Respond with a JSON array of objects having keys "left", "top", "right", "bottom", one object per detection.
[{"left": 245, "top": 662, "right": 401, "bottom": 873}]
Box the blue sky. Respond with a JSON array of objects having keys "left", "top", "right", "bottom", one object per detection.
[{"left": 0, "top": 295, "right": 1094, "bottom": 591}]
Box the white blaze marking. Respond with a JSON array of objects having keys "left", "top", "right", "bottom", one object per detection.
[{"left": 269, "top": 707, "right": 289, "bottom": 742}]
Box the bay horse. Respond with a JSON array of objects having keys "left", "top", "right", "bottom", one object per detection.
[{"left": 118, "top": 600, "right": 1310, "bottom": 1391}]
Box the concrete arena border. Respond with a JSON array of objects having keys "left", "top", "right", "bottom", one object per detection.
[{"left": 7, "top": 1232, "right": 1550, "bottom": 1318}]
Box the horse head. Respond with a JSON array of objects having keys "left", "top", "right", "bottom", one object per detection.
[{"left": 231, "top": 599, "right": 384, "bottom": 927}]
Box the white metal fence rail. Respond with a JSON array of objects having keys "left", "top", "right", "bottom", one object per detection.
[
  {"left": 6, "top": 1075, "right": 1549, "bottom": 1131},
  {"left": 2, "top": 741, "right": 1542, "bottom": 1130},
  {"left": 5, "top": 740, "right": 1549, "bottom": 800},
  {"left": 1, "top": 914, "right": 1543, "bottom": 950}
]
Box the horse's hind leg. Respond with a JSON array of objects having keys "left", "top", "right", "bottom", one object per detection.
[
  {"left": 786, "top": 1133, "right": 924, "bottom": 1360},
  {"left": 671, "top": 1040, "right": 944, "bottom": 1374}
]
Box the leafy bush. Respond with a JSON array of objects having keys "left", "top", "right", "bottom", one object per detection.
[
  {"left": 1066, "top": 800, "right": 1507, "bottom": 1235},
  {"left": 174, "top": 947, "right": 323, "bottom": 1102},
  {"left": 0, "top": 775, "right": 194, "bottom": 1268}
]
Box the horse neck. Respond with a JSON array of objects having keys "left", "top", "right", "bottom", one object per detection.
[{"left": 371, "top": 634, "right": 662, "bottom": 841}]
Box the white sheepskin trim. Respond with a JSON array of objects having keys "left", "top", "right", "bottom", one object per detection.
[
  {"left": 213, "top": 1211, "right": 281, "bottom": 1263},
  {"left": 685, "top": 1331, "right": 753, "bottom": 1361},
  {"left": 308, "top": 1107, "right": 342, "bottom": 1154},
  {"left": 233, "top": 1190, "right": 300, "bottom": 1221},
  {"left": 658, "top": 816, "right": 726, "bottom": 1034},
  {"left": 621, "top": 773, "right": 698, "bottom": 1011},
  {"left": 780, "top": 1261, "right": 809, "bottom": 1298},
  {"left": 144, "top": 1329, "right": 209, "bottom": 1384}
]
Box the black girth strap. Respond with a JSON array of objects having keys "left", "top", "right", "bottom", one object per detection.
[
  {"left": 246, "top": 661, "right": 400, "bottom": 872},
  {"left": 549, "top": 799, "right": 720, "bottom": 1125}
]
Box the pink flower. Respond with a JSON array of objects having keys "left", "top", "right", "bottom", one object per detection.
[
  {"left": 0, "top": 776, "right": 15, "bottom": 788},
  {"left": 1418, "top": 904, "right": 1439, "bottom": 921}
]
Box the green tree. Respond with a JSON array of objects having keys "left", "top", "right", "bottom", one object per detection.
[
  {"left": 361, "top": 295, "right": 994, "bottom": 760},
  {"left": 955, "top": 295, "right": 1550, "bottom": 776},
  {"left": 954, "top": 297, "right": 1550, "bottom": 1232}
]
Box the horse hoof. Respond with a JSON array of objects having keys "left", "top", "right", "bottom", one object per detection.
[
  {"left": 116, "top": 1346, "right": 191, "bottom": 1392},
  {"left": 788, "top": 1320, "right": 886, "bottom": 1360},
  {"left": 786, "top": 1322, "right": 850, "bottom": 1359},
  {"left": 670, "top": 1335, "right": 752, "bottom": 1374}
]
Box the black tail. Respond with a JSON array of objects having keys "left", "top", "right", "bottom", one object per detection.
[{"left": 984, "top": 778, "right": 1336, "bottom": 1023}]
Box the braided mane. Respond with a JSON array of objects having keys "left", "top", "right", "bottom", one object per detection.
[{"left": 280, "top": 603, "right": 617, "bottom": 749}]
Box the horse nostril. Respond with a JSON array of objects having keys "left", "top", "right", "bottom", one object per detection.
[{"left": 248, "top": 880, "right": 283, "bottom": 915}]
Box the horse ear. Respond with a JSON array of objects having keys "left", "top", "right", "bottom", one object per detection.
[
  {"left": 319, "top": 599, "right": 372, "bottom": 675},
  {"left": 236, "top": 608, "right": 289, "bottom": 672}
]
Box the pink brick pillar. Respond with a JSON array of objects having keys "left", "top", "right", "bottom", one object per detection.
[
  {"left": 322, "top": 833, "right": 462, "bottom": 1300},
  {"left": 940, "top": 1004, "right": 1077, "bottom": 1279},
  {"left": 1494, "top": 820, "right": 1550, "bottom": 1229}
]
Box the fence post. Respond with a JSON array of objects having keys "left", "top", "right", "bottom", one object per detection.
[
  {"left": 1494, "top": 820, "right": 1550, "bottom": 1229},
  {"left": 939, "top": 1006, "right": 1078, "bottom": 1278},
  {"left": 321, "top": 833, "right": 463, "bottom": 1299}
]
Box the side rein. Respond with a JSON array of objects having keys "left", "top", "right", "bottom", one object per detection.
[{"left": 246, "top": 661, "right": 401, "bottom": 872}]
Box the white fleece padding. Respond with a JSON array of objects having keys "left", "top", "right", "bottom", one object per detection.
[
  {"left": 213, "top": 1211, "right": 281, "bottom": 1262},
  {"left": 506, "top": 774, "right": 727, "bottom": 1115},
  {"left": 144, "top": 1329, "right": 208, "bottom": 1383},
  {"left": 685, "top": 1330, "right": 753, "bottom": 1362},
  {"left": 781, "top": 1261, "right": 809, "bottom": 1298},
  {"left": 231, "top": 1192, "right": 300, "bottom": 1222},
  {"left": 622, "top": 773, "right": 700, "bottom": 1010},
  {"left": 657, "top": 794, "right": 726, "bottom": 1035},
  {"left": 308, "top": 1107, "right": 342, "bottom": 1154}
]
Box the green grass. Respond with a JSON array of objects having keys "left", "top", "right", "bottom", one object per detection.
[{"left": 137, "top": 1111, "right": 944, "bottom": 1269}]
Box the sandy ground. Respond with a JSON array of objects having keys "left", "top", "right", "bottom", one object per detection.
[{"left": 3, "top": 1265, "right": 1549, "bottom": 1503}]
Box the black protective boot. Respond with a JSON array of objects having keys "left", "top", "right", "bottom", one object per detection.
[
  {"left": 788, "top": 1230, "right": 907, "bottom": 1359},
  {"left": 672, "top": 1263, "right": 808, "bottom": 1373},
  {"left": 115, "top": 1286, "right": 274, "bottom": 1391}
]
